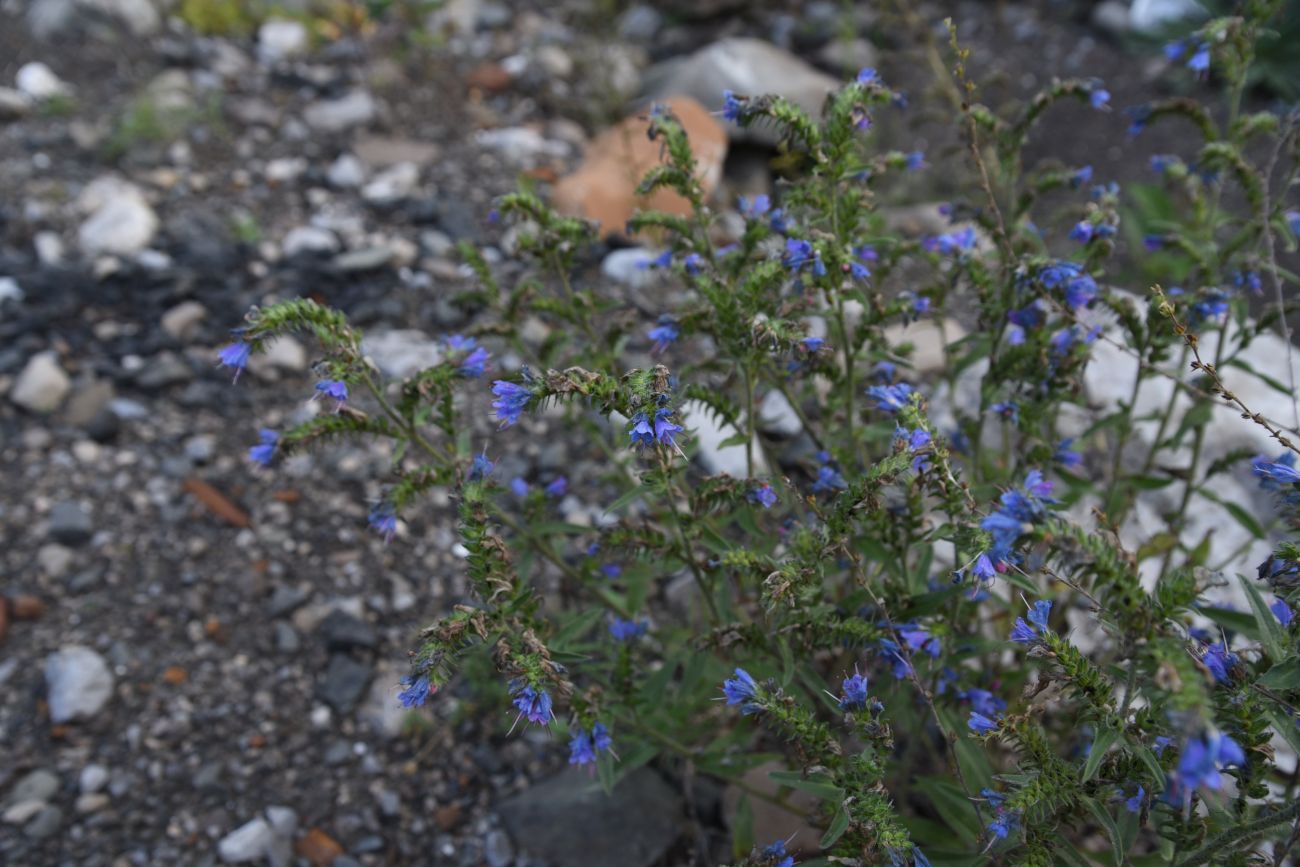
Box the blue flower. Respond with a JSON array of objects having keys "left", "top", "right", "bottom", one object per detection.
[
  {"left": 1271, "top": 598, "right": 1293, "bottom": 627},
  {"left": 459, "top": 346, "right": 491, "bottom": 377},
  {"left": 468, "top": 451, "right": 495, "bottom": 482},
  {"left": 510, "top": 681, "right": 554, "bottom": 726},
  {"left": 838, "top": 671, "right": 869, "bottom": 711},
  {"left": 397, "top": 673, "right": 433, "bottom": 708},
  {"left": 628, "top": 412, "right": 655, "bottom": 448},
  {"left": 683, "top": 253, "right": 704, "bottom": 274},
  {"left": 315, "top": 379, "right": 349, "bottom": 405},
  {"left": 218, "top": 340, "right": 252, "bottom": 381},
  {"left": 653, "top": 407, "right": 684, "bottom": 448},
  {"left": 924, "top": 227, "right": 977, "bottom": 254},
  {"left": 1172, "top": 734, "right": 1244, "bottom": 795},
  {"left": 1153, "top": 736, "right": 1172, "bottom": 756},
  {"left": 510, "top": 477, "right": 529, "bottom": 497},
  {"left": 1188, "top": 43, "right": 1210, "bottom": 74},
  {"left": 739, "top": 194, "right": 771, "bottom": 219},
  {"left": 1055, "top": 439, "right": 1082, "bottom": 468},
  {"left": 990, "top": 402, "right": 1019, "bottom": 425},
  {"left": 248, "top": 428, "right": 278, "bottom": 466},
  {"left": 1201, "top": 641, "right": 1237, "bottom": 683},
  {"left": 1010, "top": 618, "right": 1038, "bottom": 644},
  {"left": 568, "top": 723, "right": 611, "bottom": 766},
  {"left": 1124, "top": 785, "right": 1145, "bottom": 813},
  {"left": 600, "top": 563, "right": 622, "bottom": 579},
  {"left": 762, "top": 840, "right": 795, "bottom": 867},
  {"left": 368, "top": 502, "right": 398, "bottom": 542},
  {"left": 609, "top": 617, "right": 649, "bottom": 641},
  {"left": 1071, "top": 165, "right": 1093, "bottom": 187},
  {"left": 545, "top": 476, "right": 567, "bottom": 498},
  {"left": 878, "top": 639, "right": 913, "bottom": 679},
  {"left": 640, "top": 249, "right": 673, "bottom": 270},
  {"left": 856, "top": 67, "right": 881, "bottom": 85},
  {"left": 1069, "top": 221, "right": 1094, "bottom": 244},
  {"left": 812, "top": 463, "right": 848, "bottom": 494},
  {"left": 1126, "top": 105, "right": 1151, "bottom": 137},
  {"left": 646, "top": 318, "right": 680, "bottom": 355},
  {"left": 987, "top": 810, "right": 1019, "bottom": 840},
  {"left": 749, "top": 483, "right": 777, "bottom": 509},
  {"left": 802, "top": 336, "right": 824, "bottom": 352},
  {"left": 591, "top": 722, "right": 612, "bottom": 752},
  {"left": 867, "top": 382, "right": 914, "bottom": 413},
  {"left": 905, "top": 151, "right": 926, "bottom": 171},
  {"left": 1028, "top": 600, "right": 1052, "bottom": 631},
  {"left": 491, "top": 380, "right": 533, "bottom": 427},
  {"left": 972, "top": 553, "right": 996, "bottom": 582},
  {"left": 968, "top": 712, "right": 999, "bottom": 735},
  {"left": 721, "top": 90, "right": 745, "bottom": 122},
  {"left": 722, "top": 668, "right": 763, "bottom": 714},
  {"left": 908, "top": 429, "right": 931, "bottom": 450},
  {"left": 1252, "top": 453, "right": 1300, "bottom": 488},
  {"left": 1288, "top": 210, "right": 1300, "bottom": 235},
  {"left": 899, "top": 624, "right": 941, "bottom": 658},
  {"left": 783, "top": 238, "right": 825, "bottom": 276},
  {"left": 1090, "top": 88, "right": 1110, "bottom": 109},
  {"left": 960, "top": 688, "right": 1006, "bottom": 718}
]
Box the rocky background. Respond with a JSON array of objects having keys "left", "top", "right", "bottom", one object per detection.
[{"left": 0, "top": 0, "right": 1273, "bottom": 865}]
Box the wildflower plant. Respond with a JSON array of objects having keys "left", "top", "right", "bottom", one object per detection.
[{"left": 221, "top": 6, "right": 1300, "bottom": 864}]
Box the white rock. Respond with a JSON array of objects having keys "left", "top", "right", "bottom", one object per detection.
[
  {"left": 361, "top": 329, "right": 444, "bottom": 378},
  {"left": 680, "top": 399, "right": 767, "bottom": 477},
  {"left": 642, "top": 38, "right": 839, "bottom": 146},
  {"left": 757, "top": 389, "right": 803, "bottom": 437},
  {"left": 1130, "top": 0, "right": 1207, "bottom": 34},
  {"left": 257, "top": 336, "right": 308, "bottom": 372},
  {"left": 28, "top": 0, "right": 160, "bottom": 38},
  {"left": 327, "top": 153, "right": 367, "bottom": 188},
  {"left": 161, "top": 301, "right": 207, "bottom": 340},
  {"left": 361, "top": 664, "right": 409, "bottom": 739},
  {"left": 0, "top": 87, "right": 32, "bottom": 120},
  {"left": 474, "top": 127, "right": 569, "bottom": 166},
  {"left": 303, "top": 90, "right": 376, "bottom": 133},
  {"left": 601, "top": 248, "right": 661, "bottom": 289},
  {"left": 11, "top": 352, "right": 71, "bottom": 414},
  {"left": 16, "top": 62, "right": 70, "bottom": 100},
  {"left": 281, "top": 226, "right": 339, "bottom": 257},
  {"left": 264, "top": 157, "right": 307, "bottom": 184},
  {"left": 258, "top": 18, "right": 308, "bottom": 64},
  {"left": 37, "top": 544, "right": 74, "bottom": 577},
  {"left": 0, "top": 276, "right": 23, "bottom": 303},
  {"left": 1090, "top": 0, "right": 1131, "bottom": 35},
  {"left": 218, "top": 818, "right": 274, "bottom": 864},
  {"left": 361, "top": 162, "right": 420, "bottom": 204},
  {"left": 77, "top": 182, "right": 158, "bottom": 257},
  {"left": 33, "top": 231, "right": 64, "bottom": 265},
  {"left": 3, "top": 801, "right": 46, "bottom": 825},
  {"left": 45, "top": 646, "right": 114, "bottom": 723},
  {"left": 74, "top": 794, "right": 109, "bottom": 814},
  {"left": 883, "top": 318, "right": 967, "bottom": 374}
]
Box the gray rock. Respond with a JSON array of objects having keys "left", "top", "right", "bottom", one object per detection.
[
  {"left": 1091, "top": 0, "right": 1131, "bottom": 35},
  {"left": 484, "top": 829, "right": 513, "bottom": 867},
  {"left": 361, "top": 329, "right": 444, "bottom": 378},
  {"left": 498, "top": 767, "right": 682, "bottom": 867},
  {"left": 161, "top": 300, "right": 207, "bottom": 340},
  {"left": 28, "top": 0, "right": 161, "bottom": 39},
  {"left": 49, "top": 501, "right": 93, "bottom": 545},
  {"left": 303, "top": 90, "right": 376, "bottom": 133},
  {"left": 601, "top": 248, "right": 661, "bottom": 289},
  {"left": 0, "top": 87, "right": 31, "bottom": 121},
  {"left": 0, "top": 276, "right": 22, "bottom": 303},
  {"left": 642, "top": 38, "right": 840, "bottom": 146},
  {"left": 757, "top": 389, "right": 803, "bottom": 437},
  {"left": 45, "top": 646, "right": 114, "bottom": 723},
  {"left": 79, "top": 764, "right": 109, "bottom": 794},
  {"left": 327, "top": 153, "right": 367, "bottom": 188},
  {"left": 133, "top": 353, "right": 193, "bottom": 391},
  {"left": 360, "top": 664, "right": 408, "bottom": 738},
  {"left": 10, "top": 352, "right": 71, "bottom": 413},
  {"left": 474, "top": 127, "right": 569, "bottom": 167},
  {"left": 317, "top": 609, "right": 377, "bottom": 651},
  {"left": 24, "top": 805, "right": 62, "bottom": 839},
  {"left": 334, "top": 247, "right": 394, "bottom": 272},
  {"left": 816, "top": 37, "right": 879, "bottom": 74},
  {"left": 274, "top": 622, "right": 300, "bottom": 653},
  {"left": 6, "top": 770, "right": 59, "bottom": 807},
  {"left": 354, "top": 136, "right": 440, "bottom": 167},
  {"left": 618, "top": 5, "right": 662, "bottom": 41},
  {"left": 218, "top": 817, "right": 274, "bottom": 864},
  {"left": 318, "top": 654, "right": 372, "bottom": 713}
]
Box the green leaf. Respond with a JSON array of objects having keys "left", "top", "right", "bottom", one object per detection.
[
  {"left": 1083, "top": 797, "right": 1125, "bottom": 867},
  {"left": 913, "top": 777, "right": 980, "bottom": 844},
  {"left": 1198, "top": 605, "right": 1259, "bottom": 639},
  {"left": 1260, "top": 659, "right": 1300, "bottom": 690},
  {"left": 1129, "top": 741, "right": 1166, "bottom": 787},
  {"left": 1241, "top": 574, "right": 1287, "bottom": 661},
  {"left": 604, "top": 483, "right": 652, "bottom": 514},
  {"left": 1052, "top": 833, "right": 1100, "bottom": 867},
  {"left": 820, "top": 806, "right": 851, "bottom": 849},
  {"left": 1197, "top": 490, "right": 1266, "bottom": 539},
  {"left": 731, "top": 794, "right": 754, "bottom": 858},
  {"left": 767, "top": 770, "right": 843, "bottom": 802},
  {"left": 1265, "top": 706, "right": 1300, "bottom": 756},
  {"left": 1083, "top": 727, "right": 1120, "bottom": 782}
]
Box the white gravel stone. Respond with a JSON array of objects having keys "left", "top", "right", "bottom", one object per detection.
[
  {"left": 217, "top": 817, "right": 274, "bottom": 863},
  {"left": 281, "top": 226, "right": 339, "bottom": 257},
  {"left": 361, "top": 162, "right": 420, "bottom": 204},
  {"left": 160, "top": 301, "right": 207, "bottom": 340},
  {"left": 45, "top": 646, "right": 114, "bottom": 723},
  {"left": 257, "top": 18, "right": 308, "bottom": 64},
  {"left": 10, "top": 352, "right": 71, "bottom": 414},
  {"left": 16, "top": 62, "right": 69, "bottom": 100},
  {"left": 303, "top": 90, "right": 376, "bottom": 133},
  {"left": 77, "top": 181, "right": 158, "bottom": 257},
  {"left": 680, "top": 399, "right": 767, "bottom": 478}
]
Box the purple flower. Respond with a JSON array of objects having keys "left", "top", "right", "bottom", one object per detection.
[
  {"left": 783, "top": 238, "right": 825, "bottom": 276},
  {"left": 812, "top": 463, "right": 848, "bottom": 494},
  {"left": 510, "top": 681, "right": 554, "bottom": 726},
  {"left": 1288, "top": 210, "right": 1300, "bottom": 236},
  {"left": 1010, "top": 618, "right": 1038, "bottom": 644},
  {"left": 1188, "top": 43, "right": 1210, "bottom": 74},
  {"left": 802, "top": 336, "right": 824, "bottom": 352},
  {"left": 749, "top": 483, "right": 777, "bottom": 509},
  {"left": 248, "top": 428, "right": 278, "bottom": 466},
  {"left": 568, "top": 728, "right": 596, "bottom": 765},
  {"left": 640, "top": 249, "right": 673, "bottom": 270},
  {"left": 878, "top": 639, "right": 913, "bottom": 679},
  {"left": 856, "top": 67, "right": 881, "bottom": 85},
  {"left": 315, "top": 379, "right": 349, "bottom": 406},
  {"left": 544, "top": 476, "right": 567, "bottom": 498},
  {"left": 1090, "top": 88, "right": 1110, "bottom": 109},
  {"left": 468, "top": 451, "right": 495, "bottom": 482},
  {"left": 739, "top": 194, "right": 771, "bottom": 219},
  {"left": 628, "top": 412, "right": 655, "bottom": 449},
  {"left": 908, "top": 429, "right": 931, "bottom": 450},
  {"left": 968, "top": 712, "right": 999, "bottom": 735},
  {"left": 397, "top": 674, "right": 433, "bottom": 708},
  {"left": 491, "top": 380, "right": 533, "bottom": 427},
  {"left": 990, "top": 402, "right": 1019, "bottom": 425},
  {"left": 972, "top": 553, "right": 996, "bottom": 582},
  {"left": 510, "top": 477, "right": 529, "bottom": 497},
  {"left": 600, "top": 563, "right": 622, "bottom": 579},
  {"left": 1271, "top": 598, "right": 1293, "bottom": 627},
  {"left": 1071, "top": 165, "right": 1093, "bottom": 187},
  {"left": 648, "top": 317, "right": 679, "bottom": 353},
  {"left": 1126, "top": 105, "right": 1151, "bottom": 138},
  {"left": 838, "top": 671, "right": 869, "bottom": 711},
  {"left": 459, "top": 346, "right": 491, "bottom": 378},
  {"left": 960, "top": 688, "right": 1006, "bottom": 718},
  {"left": 609, "top": 618, "right": 649, "bottom": 641},
  {"left": 1069, "top": 221, "right": 1094, "bottom": 244},
  {"left": 905, "top": 151, "right": 926, "bottom": 171},
  {"left": 218, "top": 340, "right": 252, "bottom": 381},
  {"left": 1028, "top": 600, "right": 1052, "bottom": 631},
  {"left": 683, "top": 253, "right": 704, "bottom": 274},
  {"left": 722, "top": 668, "right": 763, "bottom": 714},
  {"left": 368, "top": 502, "right": 398, "bottom": 542},
  {"left": 652, "top": 407, "right": 684, "bottom": 448},
  {"left": 867, "top": 382, "right": 914, "bottom": 413}
]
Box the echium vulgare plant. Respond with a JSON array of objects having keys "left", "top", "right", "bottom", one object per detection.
[{"left": 219, "top": 5, "right": 1300, "bottom": 865}]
